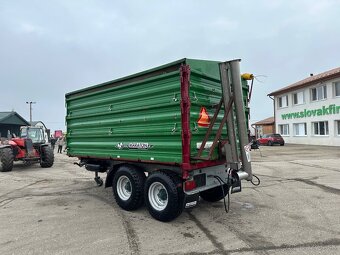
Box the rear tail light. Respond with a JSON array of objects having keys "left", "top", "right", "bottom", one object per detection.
[{"left": 184, "top": 180, "right": 197, "bottom": 191}]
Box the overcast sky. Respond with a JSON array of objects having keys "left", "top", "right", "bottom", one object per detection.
[{"left": 1, "top": 0, "right": 340, "bottom": 132}]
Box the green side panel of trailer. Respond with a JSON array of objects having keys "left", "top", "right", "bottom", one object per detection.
[
  {"left": 65, "top": 58, "right": 249, "bottom": 164},
  {"left": 66, "top": 71, "right": 183, "bottom": 163}
]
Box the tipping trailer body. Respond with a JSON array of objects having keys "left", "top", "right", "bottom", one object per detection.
[{"left": 66, "top": 58, "right": 253, "bottom": 221}]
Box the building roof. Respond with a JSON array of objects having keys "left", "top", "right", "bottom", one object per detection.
[
  {"left": 253, "top": 117, "right": 275, "bottom": 126},
  {"left": 0, "top": 112, "right": 11, "bottom": 121},
  {"left": 0, "top": 111, "right": 29, "bottom": 125},
  {"left": 31, "top": 121, "right": 48, "bottom": 129},
  {"left": 268, "top": 67, "right": 340, "bottom": 96}
]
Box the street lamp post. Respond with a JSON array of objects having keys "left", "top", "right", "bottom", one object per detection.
[{"left": 26, "top": 101, "right": 36, "bottom": 125}]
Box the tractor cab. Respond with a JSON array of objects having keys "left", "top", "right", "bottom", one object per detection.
[{"left": 20, "top": 126, "right": 46, "bottom": 144}]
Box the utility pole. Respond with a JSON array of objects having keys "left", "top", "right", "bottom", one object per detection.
[{"left": 26, "top": 101, "right": 36, "bottom": 125}]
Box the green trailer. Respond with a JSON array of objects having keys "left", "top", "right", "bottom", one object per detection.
[{"left": 66, "top": 58, "right": 254, "bottom": 221}]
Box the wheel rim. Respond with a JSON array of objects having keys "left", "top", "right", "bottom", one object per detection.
[
  {"left": 148, "top": 182, "right": 168, "bottom": 211},
  {"left": 116, "top": 176, "right": 132, "bottom": 201}
]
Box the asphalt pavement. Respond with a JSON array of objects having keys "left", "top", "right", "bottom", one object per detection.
[{"left": 0, "top": 144, "right": 339, "bottom": 255}]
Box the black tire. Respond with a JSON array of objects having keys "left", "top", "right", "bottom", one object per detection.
[
  {"left": 280, "top": 143, "right": 285, "bottom": 146},
  {"left": 144, "top": 171, "right": 184, "bottom": 222},
  {"left": 112, "top": 165, "right": 145, "bottom": 211},
  {"left": 267, "top": 141, "right": 273, "bottom": 146},
  {"left": 40, "top": 146, "right": 54, "bottom": 168},
  {"left": 0, "top": 147, "right": 14, "bottom": 172},
  {"left": 200, "top": 184, "right": 229, "bottom": 202}
]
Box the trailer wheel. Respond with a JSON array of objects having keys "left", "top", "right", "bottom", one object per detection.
[
  {"left": 144, "top": 171, "right": 184, "bottom": 222},
  {"left": 0, "top": 148, "right": 14, "bottom": 172},
  {"left": 40, "top": 146, "right": 54, "bottom": 168},
  {"left": 200, "top": 185, "right": 229, "bottom": 202},
  {"left": 113, "top": 165, "right": 145, "bottom": 211}
]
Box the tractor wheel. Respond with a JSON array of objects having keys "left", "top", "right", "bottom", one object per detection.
[
  {"left": 0, "top": 147, "right": 14, "bottom": 172},
  {"left": 40, "top": 146, "right": 54, "bottom": 168},
  {"left": 200, "top": 185, "right": 229, "bottom": 202},
  {"left": 144, "top": 171, "right": 184, "bottom": 222},
  {"left": 113, "top": 165, "right": 146, "bottom": 211}
]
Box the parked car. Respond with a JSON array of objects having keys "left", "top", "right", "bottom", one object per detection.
[{"left": 257, "top": 133, "right": 285, "bottom": 146}]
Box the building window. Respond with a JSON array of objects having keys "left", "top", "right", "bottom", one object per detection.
[
  {"left": 278, "top": 95, "right": 288, "bottom": 108},
  {"left": 334, "top": 82, "right": 340, "bottom": 97},
  {"left": 336, "top": 120, "right": 340, "bottom": 136},
  {"left": 278, "top": 124, "right": 289, "bottom": 136},
  {"left": 312, "top": 121, "right": 329, "bottom": 136},
  {"left": 311, "top": 85, "right": 327, "bottom": 101},
  {"left": 293, "top": 123, "right": 307, "bottom": 136},
  {"left": 293, "top": 91, "right": 304, "bottom": 105}
]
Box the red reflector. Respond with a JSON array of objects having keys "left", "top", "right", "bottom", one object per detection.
[{"left": 184, "top": 180, "right": 197, "bottom": 191}]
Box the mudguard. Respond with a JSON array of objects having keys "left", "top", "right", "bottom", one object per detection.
[{"left": 0, "top": 145, "right": 11, "bottom": 149}]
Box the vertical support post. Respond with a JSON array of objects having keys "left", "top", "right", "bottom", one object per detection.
[
  {"left": 219, "top": 63, "right": 238, "bottom": 162},
  {"left": 227, "top": 60, "right": 252, "bottom": 181},
  {"left": 26, "top": 101, "right": 36, "bottom": 126},
  {"left": 180, "top": 65, "right": 191, "bottom": 178},
  {"left": 270, "top": 96, "right": 276, "bottom": 133}
]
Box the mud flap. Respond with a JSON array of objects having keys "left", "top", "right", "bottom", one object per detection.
[{"left": 184, "top": 193, "right": 200, "bottom": 209}]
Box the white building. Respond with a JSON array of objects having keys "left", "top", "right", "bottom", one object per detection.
[{"left": 268, "top": 67, "right": 340, "bottom": 146}]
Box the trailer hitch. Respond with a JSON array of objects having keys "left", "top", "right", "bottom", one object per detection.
[{"left": 229, "top": 170, "right": 244, "bottom": 194}]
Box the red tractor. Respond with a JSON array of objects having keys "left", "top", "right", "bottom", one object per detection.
[{"left": 0, "top": 126, "right": 54, "bottom": 172}]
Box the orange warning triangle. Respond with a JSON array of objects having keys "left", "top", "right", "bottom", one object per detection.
[{"left": 198, "top": 107, "right": 210, "bottom": 127}]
